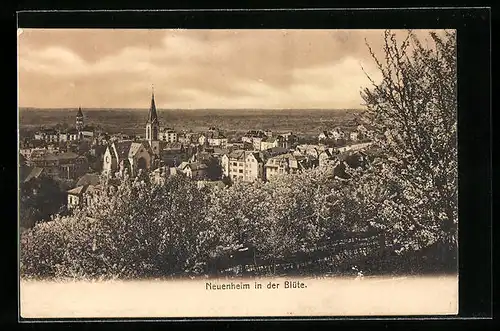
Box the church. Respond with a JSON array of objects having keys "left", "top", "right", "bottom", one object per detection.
[{"left": 102, "top": 89, "right": 180, "bottom": 177}]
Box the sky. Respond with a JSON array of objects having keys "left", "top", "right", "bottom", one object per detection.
[{"left": 18, "top": 29, "right": 440, "bottom": 110}]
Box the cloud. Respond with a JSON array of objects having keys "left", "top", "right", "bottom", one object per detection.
[{"left": 18, "top": 29, "right": 445, "bottom": 109}]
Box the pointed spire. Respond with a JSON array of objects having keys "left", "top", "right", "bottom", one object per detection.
[
  {"left": 77, "top": 106, "right": 83, "bottom": 117},
  {"left": 147, "top": 86, "right": 159, "bottom": 125}
]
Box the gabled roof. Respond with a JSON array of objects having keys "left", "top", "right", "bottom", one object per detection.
[
  {"left": 162, "top": 142, "right": 183, "bottom": 150},
  {"left": 187, "top": 162, "right": 208, "bottom": 171},
  {"left": 265, "top": 153, "right": 297, "bottom": 165},
  {"left": 39, "top": 129, "right": 58, "bottom": 135},
  {"left": 67, "top": 184, "right": 102, "bottom": 196},
  {"left": 113, "top": 141, "right": 134, "bottom": 160},
  {"left": 319, "top": 149, "right": 335, "bottom": 159},
  {"left": 81, "top": 125, "right": 95, "bottom": 131},
  {"left": 67, "top": 185, "right": 89, "bottom": 196},
  {"left": 206, "top": 131, "right": 227, "bottom": 139},
  {"left": 251, "top": 152, "right": 264, "bottom": 163},
  {"left": 227, "top": 149, "right": 246, "bottom": 160},
  {"left": 23, "top": 167, "right": 44, "bottom": 183},
  {"left": 161, "top": 127, "right": 176, "bottom": 133},
  {"left": 193, "top": 151, "right": 212, "bottom": 161},
  {"left": 178, "top": 161, "right": 189, "bottom": 170},
  {"left": 76, "top": 173, "right": 100, "bottom": 187},
  {"left": 56, "top": 152, "right": 79, "bottom": 160},
  {"left": 321, "top": 130, "right": 330, "bottom": 136},
  {"left": 213, "top": 147, "right": 230, "bottom": 155},
  {"left": 245, "top": 130, "right": 267, "bottom": 138},
  {"left": 128, "top": 142, "right": 145, "bottom": 158},
  {"left": 262, "top": 137, "right": 277, "bottom": 143},
  {"left": 40, "top": 153, "right": 59, "bottom": 161},
  {"left": 266, "top": 146, "right": 288, "bottom": 156}
]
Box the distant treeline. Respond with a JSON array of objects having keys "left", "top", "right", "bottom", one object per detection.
[{"left": 18, "top": 108, "right": 362, "bottom": 136}]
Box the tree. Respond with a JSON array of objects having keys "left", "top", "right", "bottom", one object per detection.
[
  {"left": 359, "top": 30, "right": 457, "bottom": 255},
  {"left": 205, "top": 157, "right": 223, "bottom": 180},
  {"left": 19, "top": 175, "right": 66, "bottom": 229}
]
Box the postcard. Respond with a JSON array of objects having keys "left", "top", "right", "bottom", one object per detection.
[{"left": 18, "top": 27, "right": 458, "bottom": 319}]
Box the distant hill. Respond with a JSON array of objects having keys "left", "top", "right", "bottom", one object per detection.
[
  {"left": 19, "top": 107, "right": 364, "bottom": 113},
  {"left": 18, "top": 108, "right": 364, "bottom": 136}
]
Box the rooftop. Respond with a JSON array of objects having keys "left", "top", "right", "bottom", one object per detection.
[
  {"left": 76, "top": 173, "right": 101, "bottom": 187},
  {"left": 113, "top": 141, "right": 134, "bottom": 159},
  {"left": 23, "top": 167, "right": 44, "bottom": 183}
]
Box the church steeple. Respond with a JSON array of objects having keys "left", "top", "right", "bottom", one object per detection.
[
  {"left": 76, "top": 106, "right": 84, "bottom": 131},
  {"left": 146, "top": 87, "right": 160, "bottom": 143},
  {"left": 147, "top": 87, "right": 159, "bottom": 125}
]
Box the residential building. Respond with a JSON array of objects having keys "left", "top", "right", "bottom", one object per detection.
[
  {"left": 156, "top": 142, "right": 186, "bottom": 167},
  {"left": 76, "top": 173, "right": 101, "bottom": 187},
  {"left": 177, "top": 133, "right": 192, "bottom": 144},
  {"left": 67, "top": 185, "right": 91, "bottom": 210},
  {"left": 221, "top": 150, "right": 265, "bottom": 183},
  {"left": 295, "top": 144, "right": 325, "bottom": 159},
  {"left": 189, "top": 151, "right": 213, "bottom": 164},
  {"left": 318, "top": 148, "right": 338, "bottom": 168},
  {"left": 318, "top": 128, "right": 346, "bottom": 142},
  {"left": 34, "top": 129, "right": 60, "bottom": 143},
  {"left": 178, "top": 161, "right": 208, "bottom": 180},
  {"left": 241, "top": 130, "right": 267, "bottom": 147},
  {"left": 160, "top": 128, "right": 178, "bottom": 143},
  {"left": 196, "top": 180, "right": 226, "bottom": 190},
  {"left": 264, "top": 153, "right": 301, "bottom": 181},
  {"left": 67, "top": 184, "right": 108, "bottom": 210},
  {"left": 276, "top": 132, "right": 297, "bottom": 149},
  {"left": 318, "top": 131, "right": 329, "bottom": 141},
  {"left": 206, "top": 131, "right": 228, "bottom": 147},
  {"left": 198, "top": 134, "right": 207, "bottom": 146},
  {"left": 59, "top": 129, "right": 81, "bottom": 142},
  {"left": 150, "top": 166, "right": 179, "bottom": 185},
  {"left": 27, "top": 151, "right": 88, "bottom": 180},
  {"left": 260, "top": 137, "right": 279, "bottom": 151},
  {"left": 80, "top": 125, "right": 95, "bottom": 140}
]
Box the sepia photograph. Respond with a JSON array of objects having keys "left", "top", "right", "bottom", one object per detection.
[{"left": 18, "top": 28, "right": 458, "bottom": 318}]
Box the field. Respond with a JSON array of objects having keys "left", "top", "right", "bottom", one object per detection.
[{"left": 18, "top": 108, "right": 362, "bottom": 136}]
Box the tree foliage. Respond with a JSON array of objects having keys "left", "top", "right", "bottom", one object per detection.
[
  {"left": 19, "top": 175, "right": 66, "bottom": 229},
  {"left": 359, "top": 29, "right": 457, "bottom": 253}
]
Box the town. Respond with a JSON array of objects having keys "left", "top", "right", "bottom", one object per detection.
[{"left": 19, "top": 90, "right": 373, "bottom": 224}]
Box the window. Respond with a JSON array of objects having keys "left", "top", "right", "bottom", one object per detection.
[
  {"left": 239, "top": 176, "right": 243, "bottom": 179},
  {"left": 233, "top": 162, "right": 237, "bottom": 166},
  {"left": 239, "top": 169, "right": 243, "bottom": 173}
]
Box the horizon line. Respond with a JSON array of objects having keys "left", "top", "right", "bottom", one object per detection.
[{"left": 19, "top": 107, "right": 365, "bottom": 111}]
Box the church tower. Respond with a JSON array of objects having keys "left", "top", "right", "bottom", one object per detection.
[
  {"left": 76, "top": 107, "right": 84, "bottom": 131},
  {"left": 146, "top": 88, "right": 160, "bottom": 144}
]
